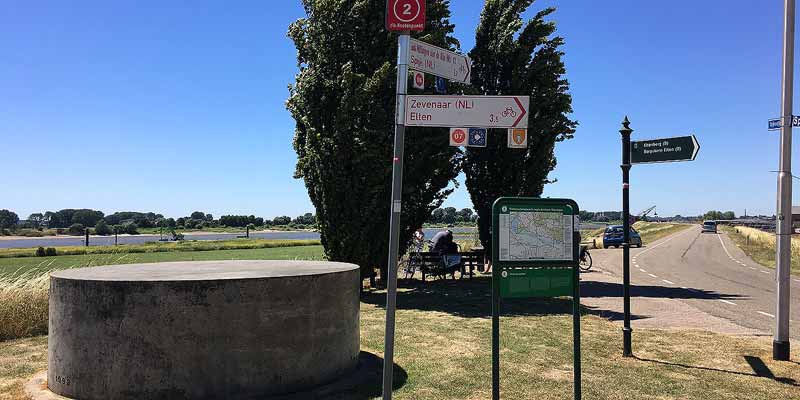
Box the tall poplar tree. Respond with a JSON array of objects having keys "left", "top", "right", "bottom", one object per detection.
[
  {"left": 465, "top": 1, "right": 577, "bottom": 255},
  {"left": 287, "top": 0, "right": 461, "bottom": 280}
]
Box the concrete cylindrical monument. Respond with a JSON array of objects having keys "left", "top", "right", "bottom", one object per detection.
[{"left": 47, "top": 260, "right": 360, "bottom": 399}]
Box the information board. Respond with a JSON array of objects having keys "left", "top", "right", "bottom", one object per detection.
[{"left": 494, "top": 199, "right": 576, "bottom": 264}]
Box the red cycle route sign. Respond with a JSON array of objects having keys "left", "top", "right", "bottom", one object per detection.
[{"left": 386, "top": 0, "right": 425, "bottom": 32}]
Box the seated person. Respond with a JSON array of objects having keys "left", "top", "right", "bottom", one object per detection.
[{"left": 430, "top": 229, "right": 458, "bottom": 254}]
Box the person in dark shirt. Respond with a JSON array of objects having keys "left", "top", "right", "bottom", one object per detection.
[{"left": 430, "top": 229, "right": 458, "bottom": 254}]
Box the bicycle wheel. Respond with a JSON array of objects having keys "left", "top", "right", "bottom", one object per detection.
[{"left": 579, "top": 251, "right": 592, "bottom": 272}]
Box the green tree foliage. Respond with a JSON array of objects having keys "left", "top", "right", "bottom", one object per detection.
[
  {"left": 67, "top": 223, "right": 85, "bottom": 236},
  {"left": 0, "top": 210, "right": 19, "bottom": 230},
  {"left": 464, "top": 1, "right": 577, "bottom": 255},
  {"left": 272, "top": 216, "right": 292, "bottom": 226},
  {"left": 442, "top": 207, "right": 457, "bottom": 225},
  {"left": 704, "top": 210, "right": 735, "bottom": 220},
  {"left": 45, "top": 209, "right": 104, "bottom": 228},
  {"left": 219, "top": 215, "right": 265, "bottom": 227},
  {"left": 27, "top": 213, "right": 44, "bottom": 228},
  {"left": 457, "top": 208, "right": 474, "bottom": 222},
  {"left": 288, "top": 0, "right": 461, "bottom": 279},
  {"left": 94, "top": 220, "right": 113, "bottom": 236},
  {"left": 120, "top": 222, "right": 139, "bottom": 235},
  {"left": 71, "top": 209, "right": 105, "bottom": 227},
  {"left": 190, "top": 211, "right": 207, "bottom": 221},
  {"left": 105, "top": 212, "right": 164, "bottom": 228},
  {"left": 293, "top": 213, "right": 316, "bottom": 225}
]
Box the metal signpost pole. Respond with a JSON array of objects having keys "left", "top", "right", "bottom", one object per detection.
[
  {"left": 492, "top": 267, "right": 500, "bottom": 400},
  {"left": 620, "top": 117, "right": 633, "bottom": 357},
  {"left": 572, "top": 232, "right": 582, "bottom": 400},
  {"left": 382, "top": 32, "right": 410, "bottom": 400},
  {"left": 774, "top": 0, "right": 794, "bottom": 362}
]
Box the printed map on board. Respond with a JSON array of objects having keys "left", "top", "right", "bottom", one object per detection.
[{"left": 498, "top": 210, "right": 573, "bottom": 261}]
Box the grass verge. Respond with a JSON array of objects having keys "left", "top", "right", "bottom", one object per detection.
[
  {"left": 0, "top": 239, "right": 320, "bottom": 259},
  {"left": 722, "top": 225, "right": 800, "bottom": 274},
  {"left": 2, "top": 278, "right": 799, "bottom": 399},
  {"left": 0, "top": 245, "right": 325, "bottom": 277}
]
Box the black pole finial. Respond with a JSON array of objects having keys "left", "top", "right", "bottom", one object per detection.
[{"left": 620, "top": 116, "right": 633, "bottom": 136}]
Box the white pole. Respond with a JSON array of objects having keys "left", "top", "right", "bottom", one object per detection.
[
  {"left": 382, "top": 32, "right": 409, "bottom": 399},
  {"left": 774, "top": 0, "right": 794, "bottom": 361}
]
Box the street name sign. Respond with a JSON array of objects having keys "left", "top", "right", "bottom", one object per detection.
[
  {"left": 768, "top": 116, "right": 800, "bottom": 130},
  {"left": 404, "top": 95, "right": 529, "bottom": 128},
  {"left": 408, "top": 38, "right": 471, "bottom": 83},
  {"left": 386, "top": 0, "right": 425, "bottom": 31},
  {"left": 508, "top": 128, "right": 527, "bottom": 148},
  {"left": 631, "top": 135, "right": 700, "bottom": 164}
]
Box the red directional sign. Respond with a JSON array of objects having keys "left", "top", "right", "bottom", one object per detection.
[
  {"left": 386, "top": 0, "right": 426, "bottom": 32},
  {"left": 405, "top": 95, "right": 530, "bottom": 128}
]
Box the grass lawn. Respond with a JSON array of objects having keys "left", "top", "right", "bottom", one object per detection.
[
  {"left": 2, "top": 278, "right": 799, "bottom": 399},
  {"left": 0, "top": 245, "right": 325, "bottom": 276},
  {"left": 0, "top": 238, "right": 320, "bottom": 259}
]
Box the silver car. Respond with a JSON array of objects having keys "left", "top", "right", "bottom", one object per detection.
[{"left": 701, "top": 220, "right": 717, "bottom": 233}]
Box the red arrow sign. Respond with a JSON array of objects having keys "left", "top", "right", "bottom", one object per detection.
[{"left": 405, "top": 95, "right": 530, "bottom": 128}]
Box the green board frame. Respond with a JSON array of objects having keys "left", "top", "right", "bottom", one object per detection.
[
  {"left": 491, "top": 197, "right": 579, "bottom": 269},
  {"left": 491, "top": 197, "right": 581, "bottom": 400}
]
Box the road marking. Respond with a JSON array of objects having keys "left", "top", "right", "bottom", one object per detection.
[
  {"left": 758, "top": 311, "right": 775, "bottom": 318},
  {"left": 635, "top": 226, "right": 695, "bottom": 257},
  {"left": 794, "top": 279, "right": 800, "bottom": 283},
  {"left": 648, "top": 273, "right": 658, "bottom": 278},
  {"left": 718, "top": 299, "right": 737, "bottom": 305},
  {"left": 639, "top": 269, "right": 647, "bottom": 273},
  {"left": 749, "top": 267, "right": 757, "bottom": 270},
  {"left": 761, "top": 270, "right": 770, "bottom": 274},
  {"left": 718, "top": 233, "right": 735, "bottom": 259},
  {"left": 662, "top": 279, "right": 675, "bottom": 285}
]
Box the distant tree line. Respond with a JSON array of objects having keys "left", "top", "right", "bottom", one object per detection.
[
  {"left": 427, "top": 207, "right": 476, "bottom": 225},
  {"left": 0, "top": 208, "right": 317, "bottom": 236},
  {"left": 704, "top": 210, "right": 736, "bottom": 220},
  {"left": 579, "top": 211, "right": 623, "bottom": 222}
]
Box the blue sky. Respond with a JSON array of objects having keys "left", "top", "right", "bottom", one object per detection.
[{"left": 0, "top": 0, "right": 794, "bottom": 219}]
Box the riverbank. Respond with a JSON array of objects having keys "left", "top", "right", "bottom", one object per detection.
[
  {"left": 0, "top": 228, "right": 313, "bottom": 241},
  {"left": 0, "top": 238, "right": 321, "bottom": 260}
]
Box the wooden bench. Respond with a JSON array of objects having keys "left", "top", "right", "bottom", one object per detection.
[{"left": 417, "top": 249, "right": 485, "bottom": 281}]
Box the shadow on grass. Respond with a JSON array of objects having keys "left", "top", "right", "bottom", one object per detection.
[
  {"left": 272, "top": 351, "right": 407, "bottom": 399},
  {"left": 363, "top": 276, "right": 649, "bottom": 320},
  {"left": 633, "top": 355, "right": 798, "bottom": 387},
  {"left": 364, "top": 275, "right": 745, "bottom": 323}
]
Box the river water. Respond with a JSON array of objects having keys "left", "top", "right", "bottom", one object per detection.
[{"left": 0, "top": 227, "right": 478, "bottom": 249}]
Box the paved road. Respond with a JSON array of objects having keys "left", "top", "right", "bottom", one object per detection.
[{"left": 588, "top": 225, "right": 800, "bottom": 339}]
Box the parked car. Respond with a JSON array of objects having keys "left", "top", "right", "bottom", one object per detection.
[
  {"left": 701, "top": 220, "right": 718, "bottom": 233},
  {"left": 603, "top": 225, "right": 642, "bottom": 248}
]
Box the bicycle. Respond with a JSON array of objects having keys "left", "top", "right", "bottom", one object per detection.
[
  {"left": 579, "top": 246, "right": 592, "bottom": 272},
  {"left": 399, "top": 238, "right": 427, "bottom": 279},
  {"left": 501, "top": 107, "right": 517, "bottom": 118}
]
